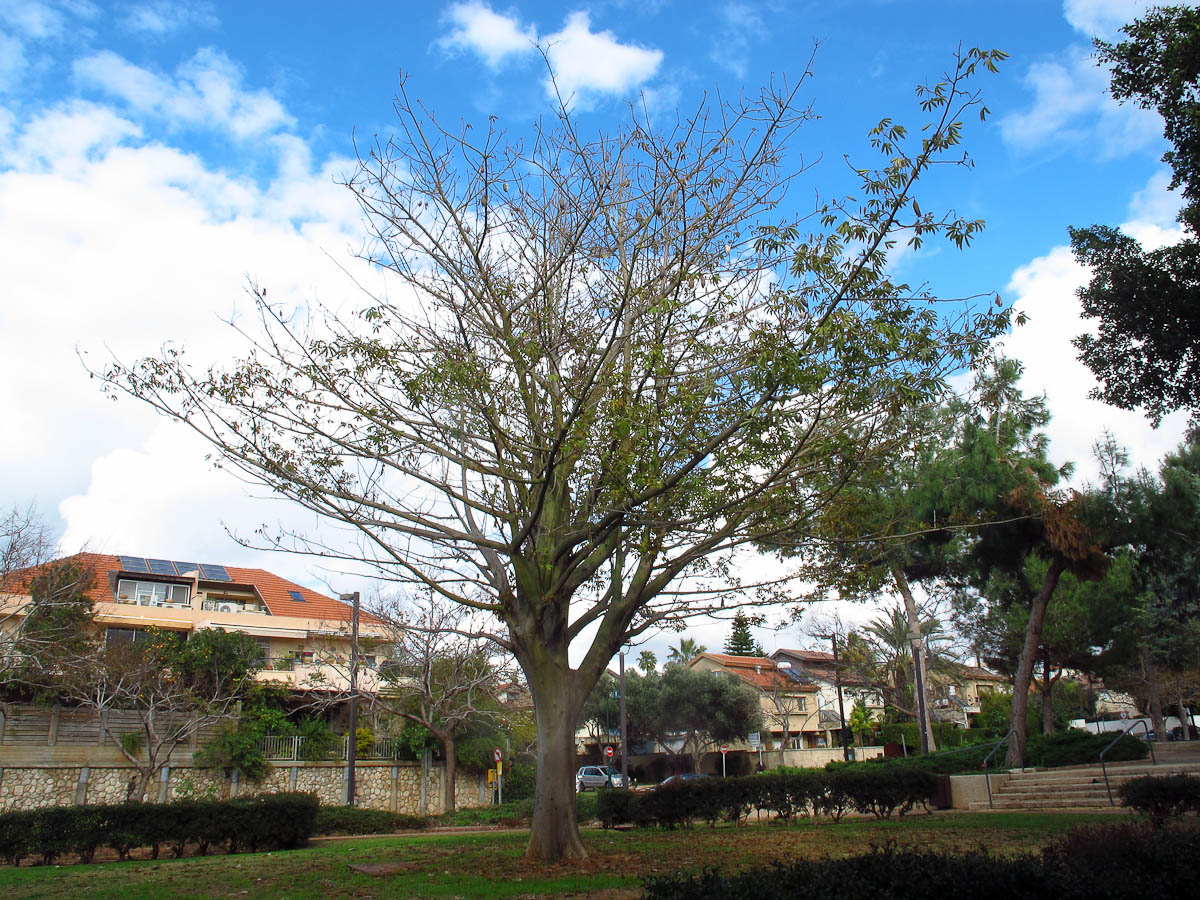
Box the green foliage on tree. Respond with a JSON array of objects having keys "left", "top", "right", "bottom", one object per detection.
[
  {"left": 666, "top": 638, "right": 707, "bottom": 668},
  {"left": 723, "top": 611, "right": 765, "bottom": 657},
  {"left": 99, "top": 49, "right": 1010, "bottom": 860},
  {"left": 613, "top": 667, "right": 763, "bottom": 771},
  {"left": 2, "top": 557, "right": 96, "bottom": 699},
  {"left": 1070, "top": 5, "right": 1200, "bottom": 424}
]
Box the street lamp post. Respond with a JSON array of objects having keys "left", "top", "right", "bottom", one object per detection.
[{"left": 341, "top": 591, "right": 361, "bottom": 806}]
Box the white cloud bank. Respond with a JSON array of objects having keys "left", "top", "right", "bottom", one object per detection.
[
  {"left": 438, "top": 3, "right": 663, "bottom": 104},
  {"left": 0, "top": 51, "right": 387, "bottom": 585},
  {"left": 1001, "top": 170, "right": 1190, "bottom": 485}
]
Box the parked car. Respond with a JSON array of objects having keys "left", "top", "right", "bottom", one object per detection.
[
  {"left": 658, "top": 772, "right": 712, "bottom": 788},
  {"left": 576, "top": 765, "right": 625, "bottom": 792}
]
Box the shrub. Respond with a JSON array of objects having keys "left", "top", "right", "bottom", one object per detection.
[
  {"left": 596, "top": 788, "right": 637, "bottom": 828},
  {"left": 642, "top": 823, "right": 1200, "bottom": 900},
  {"left": 0, "top": 793, "right": 319, "bottom": 865},
  {"left": 1120, "top": 774, "right": 1200, "bottom": 827},
  {"left": 314, "top": 805, "right": 429, "bottom": 835},
  {"left": 0, "top": 810, "right": 34, "bottom": 866}
]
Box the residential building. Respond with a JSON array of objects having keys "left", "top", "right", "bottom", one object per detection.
[
  {"left": 771, "top": 647, "right": 883, "bottom": 742},
  {"left": 929, "top": 663, "right": 1009, "bottom": 726},
  {"left": 1, "top": 552, "right": 389, "bottom": 693},
  {"left": 687, "top": 653, "right": 821, "bottom": 751}
]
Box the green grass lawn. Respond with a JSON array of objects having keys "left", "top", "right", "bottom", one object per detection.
[{"left": 0, "top": 812, "right": 1125, "bottom": 900}]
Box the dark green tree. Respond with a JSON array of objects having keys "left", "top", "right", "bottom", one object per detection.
[
  {"left": 723, "top": 610, "right": 765, "bottom": 657},
  {"left": 1070, "top": 5, "right": 1200, "bottom": 423}
]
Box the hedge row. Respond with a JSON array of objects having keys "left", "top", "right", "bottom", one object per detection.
[
  {"left": 313, "top": 806, "right": 430, "bottom": 835},
  {"left": 598, "top": 768, "right": 939, "bottom": 829},
  {"left": 1120, "top": 774, "right": 1200, "bottom": 827},
  {"left": 0, "top": 793, "right": 318, "bottom": 866},
  {"left": 827, "top": 729, "right": 1148, "bottom": 777},
  {"left": 642, "top": 823, "right": 1199, "bottom": 900}
]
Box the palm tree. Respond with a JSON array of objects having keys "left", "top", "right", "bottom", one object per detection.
[
  {"left": 666, "top": 637, "right": 707, "bottom": 667},
  {"left": 858, "top": 606, "right": 954, "bottom": 719},
  {"left": 637, "top": 650, "right": 658, "bottom": 674}
]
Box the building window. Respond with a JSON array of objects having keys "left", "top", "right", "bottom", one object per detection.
[{"left": 116, "top": 579, "right": 190, "bottom": 606}]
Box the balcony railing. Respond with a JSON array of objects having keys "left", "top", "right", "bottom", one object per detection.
[{"left": 258, "top": 735, "right": 402, "bottom": 761}]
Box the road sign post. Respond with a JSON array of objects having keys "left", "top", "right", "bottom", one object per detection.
[
  {"left": 493, "top": 748, "right": 503, "bottom": 804},
  {"left": 720, "top": 744, "right": 729, "bottom": 778}
]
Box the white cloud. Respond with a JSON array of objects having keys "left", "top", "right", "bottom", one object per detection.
[
  {"left": 439, "top": 1, "right": 536, "bottom": 67},
  {"left": 999, "top": 44, "right": 1162, "bottom": 157},
  {"left": 0, "top": 95, "right": 373, "bottom": 551},
  {"left": 0, "top": 0, "right": 94, "bottom": 39},
  {"left": 709, "top": 3, "right": 767, "bottom": 78},
  {"left": 0, "top": 99, "right": 141, "bottom": 170},
  {"left": 999, "top": 170, "right": 1190, "bottom": 486},
  {"left": 543, "top": 12, "right": 662, "bottom": 104},
  {"left": 74, "top": 48, "right": 293, "bottom": 139},
  {"left": 1063, "top": 0, "right": 1154, "bottom": 41},
  {"left": 120, "top": 1, "right": 217, "bottom": 37}
]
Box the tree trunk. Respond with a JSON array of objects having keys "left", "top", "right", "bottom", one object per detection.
[
  {"left": 442, "top": 732, "right": 456, "bottom": 813},
  {"left": 1005, "top": 557, "right": 1065, "bottom": 768},
  {"left": 1143, "top": 649, "right": 1165, "bottom": 740},
  {"left": 524, "top": 664, "right": 587, "bottom": 861},
  {"left": 1040, "top": 648, "right": 1055, "bottom": 736},
  {"left": 891, "top": 566, "right": 936, "bottom": 753}
]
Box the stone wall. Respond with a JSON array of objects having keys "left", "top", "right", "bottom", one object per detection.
[{"left": 0, "top": 760, "right": 486, "bottom": 814}]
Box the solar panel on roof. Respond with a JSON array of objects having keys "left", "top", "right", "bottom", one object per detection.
[
  {"left": 118, "top": 556, "right": 149, "bottom": 574},
  {"left": 287, "top": 590, "right": 305, "bottom": 602},
  {"left": 172, "top": 562, "right": 200, "bottom": 576},
  {"left": 198, "top": 564, "right": 232, "bottom": 582},
  {"left": 147, "top": 558, "right": 176, "bottom": 576}
]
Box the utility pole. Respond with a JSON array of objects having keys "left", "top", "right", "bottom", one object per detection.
[
  {"left": 342, "top": 591, "right": 361, "bottom": 806},
  {"left": 829, "top": 633, "right": 850, "bottom": 762},
  {"left": 619, "top": 651, "right": 628, "bottom": 786}
]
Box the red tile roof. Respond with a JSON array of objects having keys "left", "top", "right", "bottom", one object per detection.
[
  {"left": 691, "top": 653, "right": 817, "bottom": 692},
  {"left": 8, "top": 552, "right": 382, "bottom": 625}
]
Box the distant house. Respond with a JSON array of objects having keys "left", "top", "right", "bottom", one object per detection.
[
  {"left": 771, "top": 647, "right": 883, "bottom": 735},
  {"left": 1, "top": 552, "right": 389, "bottom": 694},
  {"left": 687, "top": 653, "right": 821, "bottom": 752},
  {"left": 929, "top": 663, "right": 1009, "bottom": 726},
  {"left": 772, "top": 647, "right": 1008, "bottom": 732}
]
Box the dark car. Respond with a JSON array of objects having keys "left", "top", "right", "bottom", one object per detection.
[{"left": 658, "top": 772, "right": 713, "bottom": 788}]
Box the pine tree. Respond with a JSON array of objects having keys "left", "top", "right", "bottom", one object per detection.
[{"left": 724, "top": 611, "right": 765, "bottom": 656}]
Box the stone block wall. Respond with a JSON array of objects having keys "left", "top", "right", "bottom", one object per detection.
[{"left": 0, "top": 760, "right": 485, "bottom": 814}]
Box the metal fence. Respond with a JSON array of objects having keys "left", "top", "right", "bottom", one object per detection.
[{"left": 258, "top": 734, "right": 401, "bottom": 761}]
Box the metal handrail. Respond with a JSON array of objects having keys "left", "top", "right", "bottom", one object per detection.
[
  {"left": 1100, "top": 719, "right": 1156, "bottom": 805},
  {"left": 979, "top": 728, "right": 1016, "bottom": 809}
]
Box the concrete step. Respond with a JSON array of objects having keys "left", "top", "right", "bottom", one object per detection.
[
  {"left": 969, "top": 760, "right": 1200, "bottom": 811},
  {"left": 968, "top": 796, "right": 1116, "bottom": 811}
]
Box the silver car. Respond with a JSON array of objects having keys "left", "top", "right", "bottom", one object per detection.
[{"left": 575, "top": 765, "right": 625, "bottom": 791}]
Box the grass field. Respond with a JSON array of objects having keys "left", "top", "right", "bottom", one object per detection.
[{"left": 0, "top": 812, "right": 1126, "bottom": 900}]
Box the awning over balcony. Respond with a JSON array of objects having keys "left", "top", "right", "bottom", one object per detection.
[{"left": 196, "top": 621, "right": 308, "bottom": 639}]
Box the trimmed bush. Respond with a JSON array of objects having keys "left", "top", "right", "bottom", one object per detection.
[
  {"left": 642, "top": 822, "right": 1200, "bottom": 900},
  {"left": 314, "top": 805, "right": 430, "bottom": 835},
  {"left": 0, "top": 793, "right": 319, "bottom": 865},
  {"left": 590, "top": 767, "right": 940, "bottom": 830},
  {"left": 1120, "top": 773, "right": 1200, "bottom": 827}
]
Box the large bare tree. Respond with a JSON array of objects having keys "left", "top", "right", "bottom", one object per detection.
[{"left": 100, "top": 50, "right": 1010, "bottom": 859}]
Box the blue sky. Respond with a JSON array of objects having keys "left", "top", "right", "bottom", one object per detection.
[{"left": 0, "top": 1, "right": 1192, "bottom": 657}]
